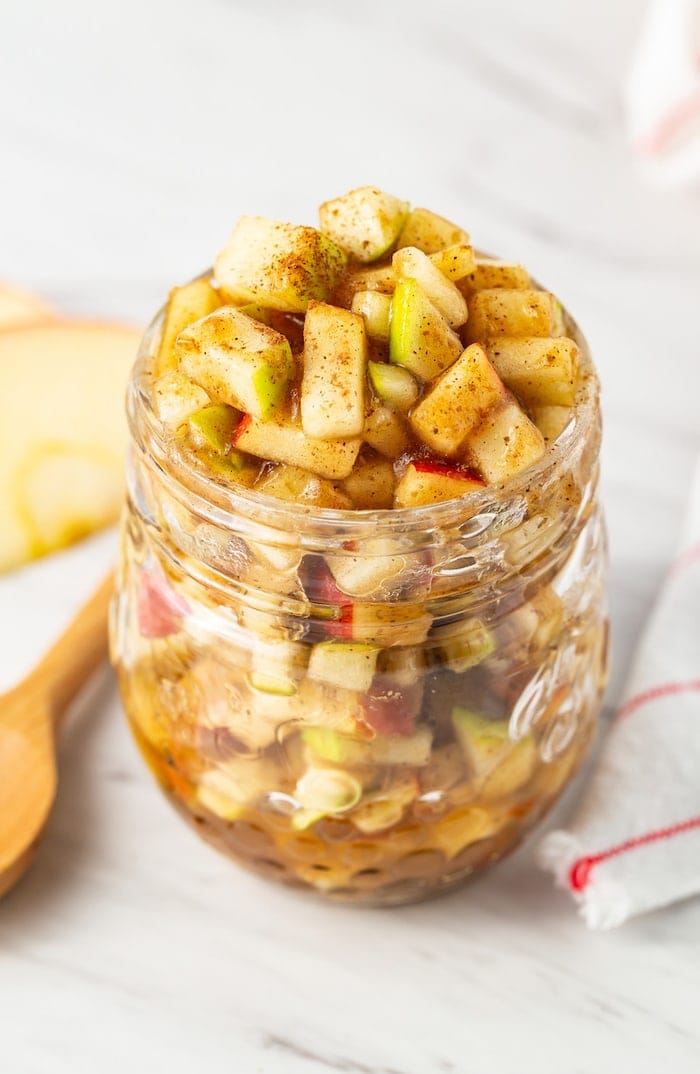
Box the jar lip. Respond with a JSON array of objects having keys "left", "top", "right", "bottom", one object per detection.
[{"left": 128, "top": 270, "right": 600, "bottom": 540}]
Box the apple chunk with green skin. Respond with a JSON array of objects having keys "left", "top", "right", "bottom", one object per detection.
[
  {"left": 368, "top": 361, "right": 419, "bottom": 412},
  {"left": 319, "top": 186, "right": 409, "bottom": 263},
  {"left": 301, "top": 302, "right": 367, "bottom": 439},
  {"left": 394, "top": 461, "right": 485, "bottom": 507},
  {"left": 464, "top": 400, "right": 546, "bottom": 483},
  {"left": 410, "top": 344, "right": 507, "bottom": 457},
  {"left": 393, "top": 247, "right": 468, "bottom": 327},
  {"left": 397, "top": 207, "right": 469, "bottom": 254},
  {"left": 308, "top": 641, "right": 380, "bottom": 692},
  {"left": 389, "top": 278, "right": 462, "bottom": 380},
  {"left": 176, "top": 306, "right": 293, "bottom": 420},
  {"left": 188, "top": 404, "right": 240, "bottom": 452},
  {"left": 451, "top": 709, "right": 537, "bottom": 797},
  {"left": 303, "top": 724, "right": 433, "bottom": 767},
  {"left": 486, "top": 337, "right": 579, "bottom": 407},
  {"left": 214, "top": 215, "right": 347, "bottom": 313},
  {"left": 233, "top": 413, "right": 360, "bottom": 479}
]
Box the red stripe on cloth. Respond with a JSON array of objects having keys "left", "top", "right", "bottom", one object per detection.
[
  {"left": 670, "top": 542, "right": 700, "bottom": 578},
  {"left": 569, "top": 816, "right": 700, "bottom": 891},
  {"left": 636, "top": 88, "right": 700, "bottom": 156},
  {"left": 616, "top": 680, "right": 700, "bottom": 721}
]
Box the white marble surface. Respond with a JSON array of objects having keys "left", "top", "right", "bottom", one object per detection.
[{"left": 2, "top": 0, "right": 700, "bottom": 1070}]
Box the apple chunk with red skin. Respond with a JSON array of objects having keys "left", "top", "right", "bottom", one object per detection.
[
  {"left": 361, "top": 675, "right": 424, "bottom": 736},
  {"left": 394, "top": 461, "right": 485, "bottom": 508}
]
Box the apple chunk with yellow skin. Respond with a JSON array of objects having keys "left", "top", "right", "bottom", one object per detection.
[
  {"left": 214, "top": 215, "right": 347, "bottom": 313},
  {"left": 0, "top": 282, "right": 53, "bottom": 328},
  {"left": 301, "top": 301, "right": 367, "bottom": 439},
  {"left": 177, "top": 306, "right": 294, "bottom": 420},
  {"left": 0, "top": 322, "right": 141, "bottom": 572},
  {"left": 410, "top": 343, "right": 507, "bottom": 457},
  {"left": 154, "top": 277, "right": 220, "bottom": 376}
]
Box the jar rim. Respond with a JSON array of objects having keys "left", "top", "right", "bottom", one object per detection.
[{"left": 127, "top": 271, "right": 600, "bottom": 542}]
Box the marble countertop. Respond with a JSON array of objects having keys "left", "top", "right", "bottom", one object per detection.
[{"left": 2, "top": 0, "right": 700, "bottom": 1070}]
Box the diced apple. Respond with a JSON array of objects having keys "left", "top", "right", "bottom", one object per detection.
[
  {"left": 327, "top": 537, "right": 415, "bottom": 597},
  {"left": 393, "top": 247, "right": 468, "bottom": 327},
  {"left": 303, "top": 724, "right": 433, "bottom": 766},
  {"left": 487, "top": 337, "right": 579, "bottom": 407},
  {"left": 531, "top": 404, "right": 572, "bottom": 442},
  {"left": 136, "top": 565, "right": 190, "bottom": 639},
  {"left": 301, "top": 301, "right": 367, "bottom": 439},
  {"left": 429, "top": 244, "right": 476, "bottom": 281},
  {"left": 451, "top": 709, "right": 537, "bottom": 797},
  {"left": 319, "top": 186, "right": 409, "bottom": 262},
  {"left": 308, "top": 640, "right": 379, "bottom": 692},
  {"left": 0, "top": 282, "right": 53, "bottom": 328},
  {"left": 214, "top": 215, "right": 347, "bottom": 313},
  {"left": 247, "top": 520, "right": 302, "bottom": 574},
  {"left": 394, "top": 461, "right": 485, "bottom": 508},
  {"left": 177, "top": 306, "right": 294, "bottom": 420},
  {"left": 249, "top": 637, "right": 308, "bottom": 696},
  {"left": 188, "top": 404, "right": 240, "bottom": 453},
  {"left": 410, "top": 343, "right": 507, "bottom": 456},
  {"left": 464, "top": 400, "right": 546, "bottom": 483},
  {"left": 363, "top": 401, "right": 412, "bottom": 459},
  {"left": 255, "top": 464, "right": 352, "bottom": 509},
  {"left": 202, "top": 448, "right": 260, "bottom": 487},
  {"left": 368, "top": 361, "right": 419, "bottom": 412},
  {"left": 379, "top": 645, "right": 424, "bottom": 686},
  {"left": 389, "top": 279, "right": 462, "bottom": 380},
  {"left": 334, "top": 264, "right": 396, "bottom": 308},
  {"left": 361, "top": 676, "right": 423, "bottom": 736},
  {"left": 458, "top": 259, "right": 530, "bottom": 295},
  {"left": 349, "top": 602, "right": 432, "bottom": 646},
  {"left": 430, "top": 618, "right": 495, "bottom": 672},
  {"left": 351, "top": 774, "right": 418, "bottom": 833},
  {"left": 155, "top": 277, "right": 221, "bottom": 376},
  {"left": 233, "top": 413, "right": 361, "bottom": 479},
  {"left": 0, "top": 322, "right": 140, "bottom": 572},
  {"left": 197, "top": 755, "right": 280, "bottom": 818},
  {"left": 397, "top": 207, "right": 469, "bottom": 254},
  {"left": 295, "top": 767, "right": 363, "bottom": 813},
  {"left": 341, "top": 453, "right": 395, "bottom": 509},
  {"left": 465, "top": 289, "right": 562, "bottom": 341},
  {"left": 351, "top": 291, "right": 392, "bottom": 340},
  {"left": 152, "top": 371, "right": 210, "bottom": 428}
]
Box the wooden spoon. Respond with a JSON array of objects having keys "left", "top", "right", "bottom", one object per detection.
[{"left": 0, "top": 573, "right": 114, "bottom": 897}]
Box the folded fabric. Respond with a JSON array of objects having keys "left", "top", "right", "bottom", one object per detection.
[
  {"left": 539, "top": 460, "right": 700, "bottom": 928},
  {"left": 625, "top": 0, "right": 700, "bottom": 187}
]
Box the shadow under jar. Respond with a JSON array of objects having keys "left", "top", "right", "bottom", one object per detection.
[{"left": 110, "top": 293, "right": 608, "bottom": 906}]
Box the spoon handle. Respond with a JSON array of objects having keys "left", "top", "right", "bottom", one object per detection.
[{"left": 28, "top": 572, "right": 114, "bottom": 722}]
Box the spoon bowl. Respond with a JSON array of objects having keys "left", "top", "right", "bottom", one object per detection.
[{"left": 0, "top": 573, "right": 113, "bottom": 897}]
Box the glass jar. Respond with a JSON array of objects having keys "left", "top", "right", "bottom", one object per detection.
[{"left": 110, "top": 286, "right": 608, "bottom": 905}]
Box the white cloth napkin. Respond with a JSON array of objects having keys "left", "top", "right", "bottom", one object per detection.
[
  {"left": 539, "top": 461, "right": 700, "bottom": 928},
  {"left": 625, "top": 0, "right": 700, "bottom": 187}
]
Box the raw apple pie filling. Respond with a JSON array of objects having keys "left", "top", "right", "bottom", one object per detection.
[{"left": 111, "top": 187, "right": 608, "bottom": 903}]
